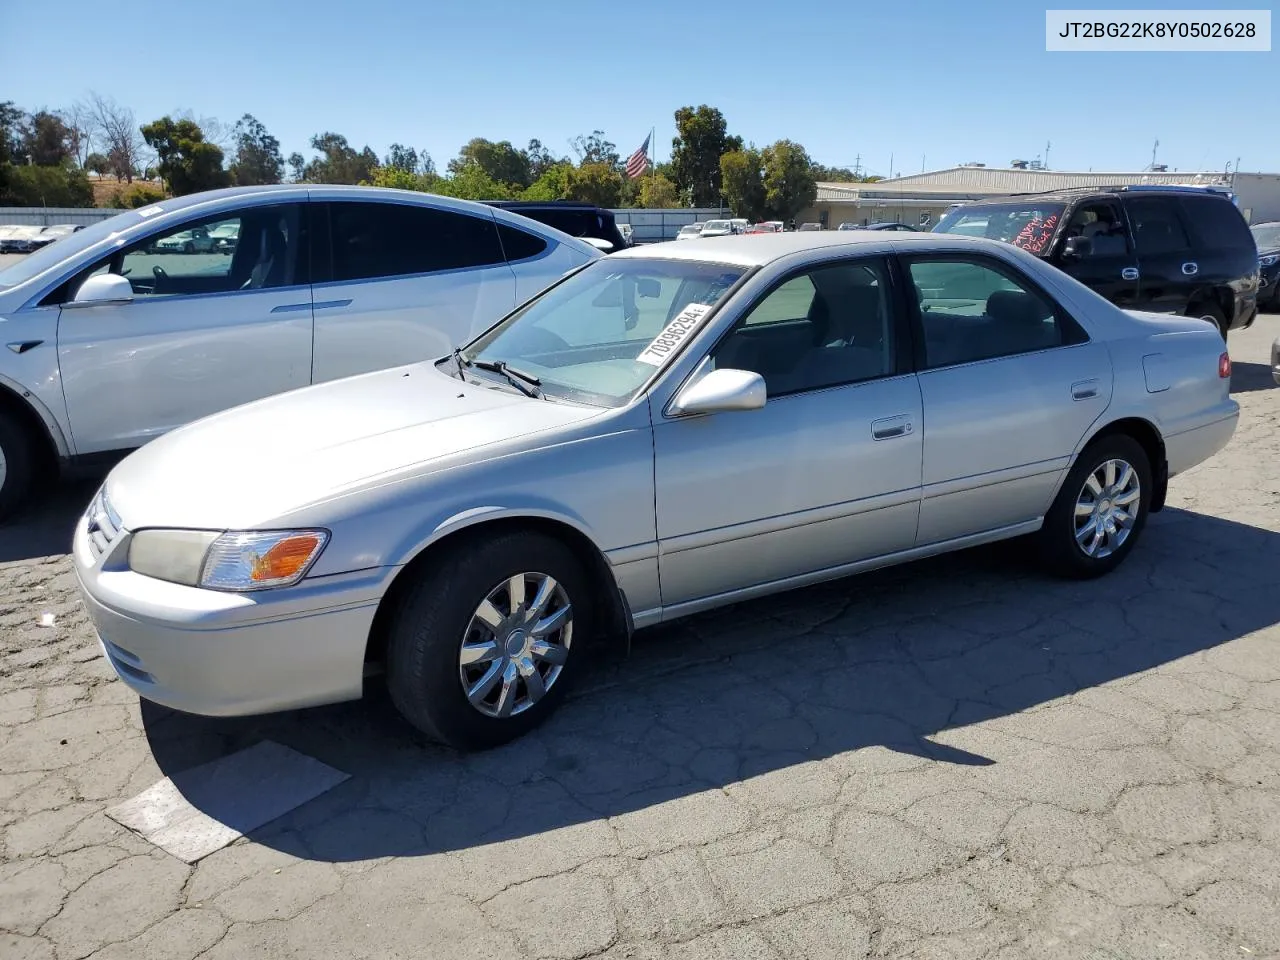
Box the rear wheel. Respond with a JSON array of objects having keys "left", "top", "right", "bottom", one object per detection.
[
  {"left": 385, "top": 531, "right": 592, "bottom": 750},
  {"left": 1037, "top": 434, "right": 1151, "bottom": 579},
  {"left": 1195, "top": 304, "right": 1229, "bottom": 340},
  {"left": 0, "top": 412, "right": 36, "bottom": 524}
]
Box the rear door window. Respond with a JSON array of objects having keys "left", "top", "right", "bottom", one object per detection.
[
  {"left": 497, "top": 222, "right": 549, "bottom": 262},
  {"left": 1177, "top": 195, "right": 1255, "bottom": 253},
  {"left": 326, "top": 202, "right": 504, "bottom": 282},
  {"left": 1125, "top": 197, "right": 1192, "bottom": 256}
]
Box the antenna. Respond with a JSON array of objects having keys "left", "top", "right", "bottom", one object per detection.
[
  {"left": 1150, "top": 139, "right": 1159, "bottom": 171},
  {"left": 1044, "top": 141, "right": 1051, "bottom": 170},
  {"left": 889, "top": 152, "right": 893, "bottom": 179}
]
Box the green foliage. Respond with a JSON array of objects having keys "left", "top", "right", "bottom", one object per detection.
[
  {"left": 109, "top": 184, "right": 166, "bottom": 208},
  {"left": 286, "top": 152, "right": 306, "bottom": 183},
  {"left": 85, "top": 152, "right": 109, "bottom": 176},
  {"left": 761, "top": 140, "right": 817, "bottom": 222},
  {"left": 670, "top": 105, "right": 742, "bottom": 207},
  {"left": 524, "top": 139, "right": 560, "bottom": 181},
  {"left": 229, "top": 114, "right": 283, "bottom": 186},
  {"left": 636, "top": 173, "right": 680, "bottom": 209},
  {"left": 0, "top": 102, "right": 22, "bottom": 166},
  {"left": 22, "top": 110, "right": 75, "bottom": 167},
  {"left": 384, "top": 143, "right": 433, "bottom": 176},
  {"left": 426, "top": 161, "right": 517, "bottom": 200},
  {"left": 570, "top": 131, "right": 620, "bottom": 170},
  {"left": 520, "top": 162, "right": 573, "bottom": 201},
  {"left": 365, "top": 166, "right": 425, "bottom": 191},
  {"left": 449, "top": 138, "right": 531, "bottom": 190},
  {"left": 301, "top": 133, "right": 378, "bottom": 184},
  {"left": 0, "top": 164, "right": 94, "bottom": 207},
  {"left": 720, "top": 149, "right": 767, "bottom": 221},
  {"left": 140, "top": 116, "right": 230, "bottom": 196},
  {"left": 563, "top": 162, "right": 623, "bottom": 208}
]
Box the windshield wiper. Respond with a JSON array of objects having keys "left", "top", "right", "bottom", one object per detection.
[
  {"left": 452, "top": 346, "right": 470, "bottom": 377},
  {"left": 472, "top": 358, "right": 544, "bottom": 399}
]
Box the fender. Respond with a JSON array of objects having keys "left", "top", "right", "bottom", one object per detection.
[{"left": 0, "top": 371, "right": 71, "bottom": 459}]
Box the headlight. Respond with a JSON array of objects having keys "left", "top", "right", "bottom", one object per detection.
[
  {"left": 128, "top": 529, "right": 329, "bottom": 591},
  {"left": 1260, "top": 254, "right": 1279, "bottom": 267}
]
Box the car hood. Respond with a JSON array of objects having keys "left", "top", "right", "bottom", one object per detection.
[{"left": 106, "top": 363, "right": 602, "bottom": 530}]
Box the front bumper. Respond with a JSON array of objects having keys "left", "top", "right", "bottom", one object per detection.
[{"left": 73, "top": 511, "right": 388, "bottom": 717}]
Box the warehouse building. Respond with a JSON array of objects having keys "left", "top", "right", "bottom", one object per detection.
[{"left": 802, "top": 166, "right": 1280, "bottom": 229}]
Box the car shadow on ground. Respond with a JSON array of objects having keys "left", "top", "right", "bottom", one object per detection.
[
  {"left": 135, "top": 505, "right": 1280, "bottom": 862},
  {"left": 0, "top": 477, "right": 101, "bottom": 564},
  {"left": 1231, "top": 361, "right": 1275, "bottom": 394}
]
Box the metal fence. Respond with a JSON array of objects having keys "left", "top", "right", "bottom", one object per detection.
[
  {"left": 609, "top": 208, "right": 729, "bottom": 244},
  {"left": 0, "top": 207, "right": 121, "bottom": 227}
]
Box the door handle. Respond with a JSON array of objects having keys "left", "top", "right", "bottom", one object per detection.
[
  {"left": 872, "top": 415, "right": 913, "bottom": 440},
  {"left": 1071, "top": 378, "right": 1100, "bottom": 401},
  {"left": 269, "top": 302, "right": 312, "bottom": 314},
  {"left": 6, "top": 340, "right": 43, "bottom": 355},
  {"left": 1121, "top": 267, "right": 1139, "bottom": 281},
  {"left": 313, "top": 299, "right": 353, "bottom": 311},
  {"left": 1181, "top": 262, "right": 1199, "bottom": 276}
]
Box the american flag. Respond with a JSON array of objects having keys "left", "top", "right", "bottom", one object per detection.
[{"left": 625, "top": 134, "right": 651, "bottom": 179}]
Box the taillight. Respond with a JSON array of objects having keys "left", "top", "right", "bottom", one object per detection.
[{"left": 1219, "top": 352, "right": 1232, "bottom": 379}]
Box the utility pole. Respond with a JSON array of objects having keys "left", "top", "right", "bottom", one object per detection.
[
  {"left": 1044, "top": 141, "right": 1051, "bottom": 170},
  {"left": 889, "top": 153, "right": 894, "bottom": 179},
  {"left": 853, "top": 154, "right": 862, "bottom": 178},
  {"left": 1150, "top": 139, "right": 1159, "bottom": 171}
]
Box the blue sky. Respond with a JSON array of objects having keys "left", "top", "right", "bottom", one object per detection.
[{"left": 1, "top": 0, "right": 1275, "bottom": 176}]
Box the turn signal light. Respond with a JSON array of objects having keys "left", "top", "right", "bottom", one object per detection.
[
  {"left": 249, "top": 533, "right": 327, "bottom": 583},
  {"left": 1219, "top": 352, "right": 1232, "bottom": 379}
]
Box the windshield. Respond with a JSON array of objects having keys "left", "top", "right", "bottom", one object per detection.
[
  {"left": 932, "top": 202, "right": 1067, "bottom": 254},
  {"left": 1251, "top": 222, "right": 1280, "bottom": 250},
  {"left": 679, "top": 225, "right": 701, "bottom": 234},
  {"left": 703, "top": 220, "right": 731, "bottom": 231},
  {"left": 464, "top": 258, "right": 746, "bottom": 407},
  {"left": 0, "top": 209, "right": 141, "bottom": 289}
]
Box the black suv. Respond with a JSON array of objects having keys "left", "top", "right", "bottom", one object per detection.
[
  {"left": 484, "top": 200, "right": 628, "bottom": 253},
  {"left": 933, "top": 186, "right": 1259, "bottom": 337}
]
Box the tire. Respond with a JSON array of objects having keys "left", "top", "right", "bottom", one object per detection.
[
  {"left": 0, "top": 411, "right": 37, "bottom": 524},
  {"left": 1195, "top": 304, "right": 1228, "bottom": 340},
  {"left": 385, "top": 530, "right": 593, "bottom": 750},
  {"left": 1037, "top": 434, "right": 1152, "bottom": 579},
  {"left": 183, "top": 241, "right": 194, "bottom": 254}
]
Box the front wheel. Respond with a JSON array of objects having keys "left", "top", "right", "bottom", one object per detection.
[
  {"left": 1037, "top": 434, "right": 1152, "bottom": 579},
  {"left": 0, "top": 412, "right": 37, "bottom": 524},
  {"left": 385, "top": 531, "right": 592, "bottom": 750}
]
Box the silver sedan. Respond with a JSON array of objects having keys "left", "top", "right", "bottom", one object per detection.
[{"left": 74, "top": 231, "right": 1239, "bottom": 749}]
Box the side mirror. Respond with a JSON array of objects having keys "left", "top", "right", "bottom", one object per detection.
[
  {"left": 69, "top": 273, "right": 134, "bottom": 306},
  {"left": 669, "top": 368, "right": 766, "bottom": 416},
  {"left": 1061, "top": 235, "right": 1094, "bottom": 260}
]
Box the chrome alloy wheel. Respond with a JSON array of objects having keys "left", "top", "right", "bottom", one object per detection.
[
  {"left": 0, "top": 444, "right": 7, "bottom": 492},
  {"left": 1074, "top": 458, "right": 1141, "bottom": 559},
  {"left": 458, "top": 573, "right": 573, "bottom": 718}
]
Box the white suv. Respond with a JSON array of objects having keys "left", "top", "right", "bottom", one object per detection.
[{"left": 0, "top": 185, "right": 600, "bottom": 520}]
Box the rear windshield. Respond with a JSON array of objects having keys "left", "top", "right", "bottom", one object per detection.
[
  {"left": 1179, "top": 195, "right": 1255, "bottom": 253},
  {"left": 0, "top": 209, "right": 141, "bottom": 289},
  {"left": 1252, "top": 222, "right": 1280, "bottom": 250},
  {"left": 933, "top": 202, "right": 1067, "bottom": 254}
]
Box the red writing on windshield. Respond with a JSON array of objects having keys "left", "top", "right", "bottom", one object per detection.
[{"left": 1011, "top": 213, "right": 1060, "bottom": 254}]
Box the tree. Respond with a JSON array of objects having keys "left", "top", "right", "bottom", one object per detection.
[
  {"left": 85, "top": 152, "right": 110, "bottom": 177},
  {"left": 0, "top": 101, "right": 23, "bottom": 166},
  {"left": 636, "top": 173, "right": 680, "bottom": 208},
  {"left": 760, "top": 140, "right": 817, "bottom": 222},
  {"left": 384, "top": 143, "right": 420, "bottom": 175},
  {"left": 140, "top": 116, "right": 230, "bottom": 195},
  {"left": 228, "top": 114, "right": 283, "bottom": 186},
  {"left": 448, "top": 138, "right": 531, "bottom": 190},
  {"left": 430, "top": 160, "right": 516, "bottom": 200},
  {"left": 810, "top": 163, "right": 859, "bottom": 183},
  {"left": 520, "top": 162, "right": 573, "bottom": 201},
  {"left": 720, "top": 148, "right": 767, "bottom": 221},
  {"left": 303, "top": 132, "right": 377, "bottom": 184},
  {"left": 569, "top": 131, "right": 620, "bottom": 170},
  {"left": 0, "top": 164, "right": 94, "bottom": 207},
  {"left": 286, "top": 152, "right": 306, "bottom": 183},
  {"left": 524, "top": 139, "right": 560, "bottom": 181},
  {"left": 17, "top": 110, "right": 74, "bottom": 167},
  {"left": 670, "top": 106, "right": 742, "bottom": 207},
  {"left": 564, "top": 162, "right": 623, "bottom": 208},
  {"left": 62, "top": 100, "right": 95, "bottom": 167},
  {"left": 87, "top": 93, "right": 145, "bottom": 182},
  {"left": 367, "top": 165, "right": 425, "bottom": 191}
]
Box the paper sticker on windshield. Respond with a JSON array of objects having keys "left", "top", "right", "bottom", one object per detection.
[
  {"left": 636, "top": 303, "right": 712, "bottom": 366},
  {"left": 136, "top": 205, "right": 164, "bottom": 218}
]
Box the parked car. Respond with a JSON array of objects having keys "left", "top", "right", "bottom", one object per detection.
[
  {"left": 699, "top": 219, "right": 735, "bottom": 238},
  {"left": 484, "top": 200, "right": 627, "bottom": 253},
  {"left": 797, "top": 222, "right": 823, "bottom": 231},
  {"left": 1251, "top": 220, "right": 1280, "bottom": 309},
  {"left": 0, "top": 184, "right": 601, "bottom": 520},
  {"left": 28, "top": 224, "right": 85, "bottom": 250},
  {"left": 0, "top": 225, "right": 47, "bottom": 254},
  {"left": 674, "top": 223, "right": 704, "bottom": 240},
  {"left": 746, "top": 222, "right": 782, "bottom": 234},
  {"left": 154, "top": 225, "right": 217, "bottom": 254},
  {"left": 837, "top": 221, "right": 918, "bottom": 232},
  {"left": 730, "top": 218, "right": 749, "bottom": 234},
  {"left": 209, "top": 221, "right": 241, "bottom": 255},
  {"left": 1272, "top": 333, "right": 1280, "bottom": 385},
  {"left": 73, "top": 230, "right": 1237, "bottom": 749},
  {"left": 617, "top": 223, "right": 634, "bottom": 247},
  {"left": 932, "top": 186, "right": 1259, "bottom": 338}
]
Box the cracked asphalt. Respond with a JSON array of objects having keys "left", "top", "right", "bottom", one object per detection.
[{"left": 2, "top": 314, "right": 1279, "bottom": 960}]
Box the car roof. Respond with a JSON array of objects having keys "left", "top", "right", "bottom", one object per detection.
[
  {"left": 969, "top": 185, "right": 1236, "bottom": 204},
  {"left": 610, "top": 230, "right": 995, "bottom": 267}
]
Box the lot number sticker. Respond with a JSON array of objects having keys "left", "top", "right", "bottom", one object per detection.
[{"left": 636, "top": 303, "right": 712, "bottom": 366}]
